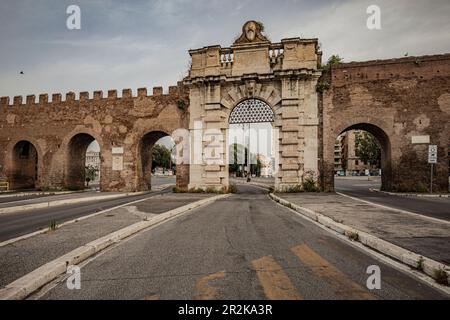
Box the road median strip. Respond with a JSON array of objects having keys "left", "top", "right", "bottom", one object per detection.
[
  {"left": 269, "top": 193, "right": 450, "bottom": 291},
  {"left": 0, "top": 192, "right": 154, "bottom": 215},
  {"left": 0, "top": 193, "right": 229, "bottom": 300}
]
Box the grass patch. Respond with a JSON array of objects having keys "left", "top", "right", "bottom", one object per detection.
[
  {"left": 433, "top": 268, "right": 449, "bottom": 285},
  {"left": 417, "top": 256, "right": 425, "bottom": 271},
  {"left": 302, "top": 177, "right": 321, "bottom": 192},
  {"left": 48, "top": 220, "right": 59, "bottom": 231},
  {"left": 347, "top": 231, "right": 359, "bottom": 241},
  {"left": 173, "top": 187, "right": 187, "bottom": 193},
  {"left": 65, "top": 185, "right": 84, "bottom": 191}
]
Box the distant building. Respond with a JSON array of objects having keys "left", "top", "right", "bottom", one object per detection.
[
  {"left": 335, "top": 131, "right": 380, "bottom": 176},
  {"left": 85, "top": 151, "right": 100, "bottom": 170},
  {"left": 85, "top": 151, "right": 100, "bottom": 183},
  {"left": 334, "top": 135, "right": 344, "bottom": 173},
  {"left": 257, "top": 154, "right": 273, "bottom": 177}
]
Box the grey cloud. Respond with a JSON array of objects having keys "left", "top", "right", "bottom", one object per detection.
[{"left": 1, "top": 0, "right": 449, "bottom": 97}]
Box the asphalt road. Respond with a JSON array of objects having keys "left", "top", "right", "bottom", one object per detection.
[
  {"left": 335, "top": 178, "right": 450, "bottom": 221},
  {"left": 0, "top": 193, "right": 57, "bottom": 204},
  {"left": 0, "top": 189, "right": 171, "bottom": 242},
  {"left": 39, "top": 185, "right": 447, "bottom": 300}
]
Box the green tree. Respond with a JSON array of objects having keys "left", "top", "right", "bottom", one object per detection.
[
  {"left": 85, "top": 165, "right": 99, "bottom": 187},
  {"left": 327, "top": 54, "right": 344, "bottom": 66},
  {"left": 355, "top": 132, "right": 381, "bottom": 166},
  {"left": 152, "top": 145, "right": 172, "bottom": 170}
]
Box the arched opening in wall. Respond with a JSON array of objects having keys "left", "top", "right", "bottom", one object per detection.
[
  {"left": 66, "top": 134, "right": 101, "bottom": 191},
  {"left": 228, "top": 99, "right": 276, "bottom": 188},
  {"left": 139, "top": 131, "right": 176, "bottom": 191},
  {"left": 11, "top": 141, "right": 38, "bottom": 190},
  {"left": 333, "top": 124, "right": 391, "bottom": 193}
]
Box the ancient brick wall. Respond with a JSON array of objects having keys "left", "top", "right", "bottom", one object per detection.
[
  {"left": 0, "top": 85, "right": 189, "bottom": 191},
  {"left": 321, "top": 54, "right": 450, "bottom": 192}
]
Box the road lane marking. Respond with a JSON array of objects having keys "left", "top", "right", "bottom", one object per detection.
[
  {"left": 194, "top": 271, "right": 226, "bottom": 300},
  {"left": 291, "top": 244, "right": 374, "bottom": 300},
  {"left": 251, "top": 256, "right": 303, "bottom": 300},
  {"left": 0, "top": 190, "right": 170, "bottom": 248}
]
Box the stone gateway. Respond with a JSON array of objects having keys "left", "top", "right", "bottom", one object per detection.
[{"left": 0, "top": 22, "right": 449, "bottom": 193}]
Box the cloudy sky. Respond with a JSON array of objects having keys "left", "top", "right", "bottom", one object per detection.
[{"left": 1, "top": 0, "right": 450, "bottom": 98}]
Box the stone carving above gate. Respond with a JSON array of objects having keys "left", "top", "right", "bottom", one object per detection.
[
  {"left": 234, "top": 21, "right": 269, "bottom": 45},
  {"left": 221, "top": 84, "right": 282, "bottom": 111}
]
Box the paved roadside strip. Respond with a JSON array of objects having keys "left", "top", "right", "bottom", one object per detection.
[
  {"left": 0, "top": 192, "right": 229, "bottom": 300},
  {"left": 269, "top": 192, "right": 450, "bottom": 290}
]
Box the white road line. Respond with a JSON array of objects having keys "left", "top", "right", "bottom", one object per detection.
[
  {"left": 1, "top": 193, "right": 230, "bottom": 300},
  {"left": 0, "top": 186, "right": 172, "bottom": 248},
  {"left": 270, "top": 196, "right": 450, "bottom": 296}
]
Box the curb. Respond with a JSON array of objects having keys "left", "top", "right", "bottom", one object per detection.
[
  {"left": 370, "top": 188, "right": 450, "bottom": 198},
  {"left": 0, "top": 193, "right": 229, "bottom": 300},
  {"left": 0, "top": 191, "right": 151, "bottom": 215},
  {"left": 269, "top": 193, "right": 450, "bottom": 291},
  {"left": 0, "top": 187, "right": 173, "bottom": 248},
  {"left": 0, "top": 191, "right": 83, "bottom": 199}
]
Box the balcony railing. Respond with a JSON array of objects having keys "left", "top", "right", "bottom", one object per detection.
[{"left": 219, "top": 43, "right": 285, "bottom": 69}]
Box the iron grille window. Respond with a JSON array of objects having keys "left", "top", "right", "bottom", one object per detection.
[{"left": 229, "top": 99, "right": 274, "bottom": 124}]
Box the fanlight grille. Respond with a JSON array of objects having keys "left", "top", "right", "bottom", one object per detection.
[{"left": 229, "top": 99, "right": 274, "bottom": 124}]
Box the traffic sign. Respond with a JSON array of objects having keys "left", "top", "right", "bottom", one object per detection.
[{"left": 428, "top": 145, "right": 437, "bottom": 164}]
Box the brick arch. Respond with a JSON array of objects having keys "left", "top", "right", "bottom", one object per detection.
[
  {"left": 136, "top": 130, "right": 172, "bottom": 191},
  {"left": 5, "top": 137, "right": 43, "bottom": 190},
  {"left": 324, "top": 114, "right": 395, "bottom": 191},
  {"left": 62, "top": 128, "right": 105, "bottom": 190}
]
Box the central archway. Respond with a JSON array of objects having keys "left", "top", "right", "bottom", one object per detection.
[{"left": 228, "top": 99, "right": 276, "bottom": 186}]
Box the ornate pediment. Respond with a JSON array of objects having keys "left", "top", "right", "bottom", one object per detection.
[{"left": 234, "top": 21, "right": 269, "bottom": 45}]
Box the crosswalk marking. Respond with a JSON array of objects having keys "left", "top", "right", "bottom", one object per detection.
[
  {"left": 291, "top": 244, "right": 375, "bottom": 300},
  {"left": 194, "top": 271, "right": 226, "bottom": 300},
  {"left": 251, "top": 256, "right": 303, "bottom": 300}
]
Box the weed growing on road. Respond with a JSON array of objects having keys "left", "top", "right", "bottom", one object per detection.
[
  {"left": 48, "top": 220, "right": 59, "bottom": 231},
  {"left": 347, "top": 231, "right": 359, "bottom": 241},
  {"left": 302, "top": 177, "right": 321, "bottom": 192},
  {"left": 227, "top": 183, "right": 238, "bottom": 194},
  {"left": 433, "top": 267, "right": 449, "bottom": 285},
  {"left": 283, "top": 185, "right": 303, "bottom": 193},
  {"left": 417, "top": 257, "right": 425, "bottom": 271}
]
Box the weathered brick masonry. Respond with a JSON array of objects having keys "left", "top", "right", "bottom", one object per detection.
[
  {"left": 0, "top": 22, "right": 449, "bottom": 193},
  {"left": 0, "top": 86, "right": 189, "bottom": 191},
  {"left": 321, "top": 54, "right": 450, "bottom": 192}
]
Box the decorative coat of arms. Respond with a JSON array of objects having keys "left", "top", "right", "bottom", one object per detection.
[{"left": 234, "top": 21, "right": 269, "bottom": 45}]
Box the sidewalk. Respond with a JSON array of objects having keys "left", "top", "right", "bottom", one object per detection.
[
  {"left": 275, "top": 193, "right": 450, "bottom": 266},
  {"left": 0, "top": 193, "right": 213, "bottom": 289}
]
